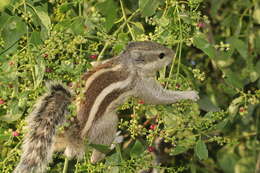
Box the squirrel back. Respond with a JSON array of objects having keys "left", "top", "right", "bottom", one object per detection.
[{"left": 14, "top": 82, "right": 72, "bottom": 173}]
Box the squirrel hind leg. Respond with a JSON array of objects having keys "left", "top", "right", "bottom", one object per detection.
[
  {"left": 59, "top": 125, "right": 86, "bottom": 159},
  {"left": 87, "top": 112, "right": 118, "bottom": 164},
  {"left": 53, "top": 119, "right": 86, "bottom": 159},
  {"left": 54, "top": 132, "right": 85, "bottom": 159},
  {"left": 53, "top": 133, "right": 68, "bottom": 152},
  {"left": 54, "top": 132, "right": 85, "bottom": 160},
  {"left": 64, "top": 141, "right": 85, "bottom": 160}
]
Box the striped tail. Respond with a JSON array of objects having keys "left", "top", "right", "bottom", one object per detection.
[{"left": 14, "top": 82, "right": 72, "bottom": 173}]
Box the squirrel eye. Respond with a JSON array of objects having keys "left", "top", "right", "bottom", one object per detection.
[{"left": 159, "top": 53, "right": 165, "bottom": 59}]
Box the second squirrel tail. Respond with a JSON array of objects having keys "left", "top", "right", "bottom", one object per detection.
[{"left": 14, "top": 82, "right": 72, "bottom": 173}]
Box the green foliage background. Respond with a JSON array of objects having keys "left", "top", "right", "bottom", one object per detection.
[{"left": 0, "top": 0, "right": 260, "bottom": 172}]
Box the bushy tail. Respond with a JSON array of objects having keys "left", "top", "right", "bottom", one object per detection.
[{"left": 14, "top": 82, "right": 72, "bottom": 173}]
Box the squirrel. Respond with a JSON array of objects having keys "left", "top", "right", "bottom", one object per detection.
[{"left": 14, "top": 41, "right": 199, "bottom": 173}]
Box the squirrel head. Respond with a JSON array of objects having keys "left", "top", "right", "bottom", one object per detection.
[{"left": 121, "top": 41, "right": 175, "bottom": 77}]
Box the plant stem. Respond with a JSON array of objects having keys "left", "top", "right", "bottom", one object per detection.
[
  {"left": 119, "top": 0, "right": 136, "bottom": 40},
  {"left": 23, "top": 0, "right": 36, "bottom": 88},
  {"left": 97, "top": 42, "right": 109, "bottom": 61},
  {"left": 162, "top": 0, "right": 169, "bottom": 17},
  {"left": 97, "top": 9, "right": 140, "bottom": 61},
  {"left": 166, "top": 43, "right": 179, "bottom": 88},
  {"left": 62, "top": 157, "right": 69, "bottom": 173},
  {"left": 79, "top": 0, "right": 82, "bottom": 16},
  {"left": 116, "top": 144, "right": 123, "bottom": 161},
  {"left": 175, "top": 5, "right": 183, "bottom": 84},
  {"left": 75, "top": 159, "right": 79, "bottom": 173},
  {"left": 255, "top": 108, "right": 260, "bottom": 173},
  {"left": 114, "top": 9, "right": 140, "bottom": 36}
]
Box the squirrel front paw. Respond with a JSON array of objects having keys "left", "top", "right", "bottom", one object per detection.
[{"left": 186, "top": 91, "right": 200, "bottom": 101}]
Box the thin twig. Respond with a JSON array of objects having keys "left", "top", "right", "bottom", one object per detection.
[
  {"left": 62, "top": 157, "right": 69, "bottom": 173},
  {"left": 175, "top": 5, "right": 183, "bottom": 84},
  {"left": 119, "top": 0, "right": 136, "bottom": 40},
  {"left": 255, "top": 153, "right": 260, "bottom": 173},
  {"left": 97, "top": 42, "right": 109, "bottom": 61},
  {"left": 96, "top": 9, "right": 140, "bottom": 61}
]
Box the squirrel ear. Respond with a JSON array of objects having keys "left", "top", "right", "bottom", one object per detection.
[
  {"left": 121, "top": 42, "right": 136, "bottom": 54},
  {"left": 126, "top": 41, "right": 136, "bottom": 49}
]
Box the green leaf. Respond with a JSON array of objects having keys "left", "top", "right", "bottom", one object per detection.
[
  {"left": 193, "top": 35, "right": 216, "bottom": 59},
  {"left": 34, "top": 58, "right": 45, "bottom": 88},
  {"left": 195, "top": 140, "right": 208, "bottom": 160},
  {"left": 130, "top": 140, "right": 145, "bottom": 157},
  {"left": 131, "top": 22, "right": 144, "bottom": 32},
  {"left": 162, "top": 113, "right": 179, "bottom": 128},
  {"left": 59, "top": 2, "right": 75, "bottom": 13},
  {"left": 139, "top": 0, "right": 161, "bottom": 17},
  {"left": 30, "top": 31, "right": 43, "bottom": 45},
  {"left": 197, "top": 96, "right": 220, "bottom": 112},
  {"left": 0, "top": 0, "right": 10, "bottom": 11},
  {"left": 96, "top": 0, "right": 117, "bottom": 31},
  {"left": 0, "top": 133, "right": 9, "bottom": 140},
  {"left": 131, "top": 22, "right": 145, "bottom": 35},
  {"left": 117, "top": 33, "right": 129, "bottom": 42},
  {"left": 217, "top": 150, "right": 239, "bottom": 173},
  {"left": 69, "top": 17, "right": 85, "bottom": 35},
  {"left": 113, "top": 42, "right": 126, "bottom": 54},
  {"left": 255, "top": 35, "right": 260, "bottom": 54},
  {"left": 253, "top": 4, "right": 260, "bottom": 24},
  {"left": 234, "top": 157, "right": 255, "bottom": 173},
  {"left": 256, "top": 61, "right": 260, "bottom": 75},
  {"left": 215, "top": 119, "right": 229, "bottom": 131},
  {"left": 106, "top": 152, "right": 121, "bottom": 165},
  {"left": 35, "top": 7, "right": 51, "bottom": 31},
  {"left": 210, "top": 0, "right": 225, "bottom": 17},
  {"left": 227, "top": 37, "right": 248, "bottom": 59},
  {"left": 0, "top": 12, "right": 11, "bottom": 29},
  {"left": 224, "top": 70, "right": 244, "bottom": 89},
  {"left": 171, "top": 145, "right": 189, "bottom": 155},
  {"left": 159, "top": 16, "right": 170, "bottom": 26},
  {"left": 216, "top": 50, "right": 234, "bottom": 68},
  {"left": 89, "top": 143, "right": 111, "bottom": 154},
  {"left": 1, "top": 16, "right": 26, "bottom": 54}
]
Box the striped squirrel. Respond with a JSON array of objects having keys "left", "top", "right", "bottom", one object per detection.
[{"left": 14, "top": 41, "right": 199, "bottom": 173}]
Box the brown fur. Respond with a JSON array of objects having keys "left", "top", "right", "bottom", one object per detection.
[
  {"left": 81, "top": 58, "right": 118, "bottom": 81},
  {"left": 94, "top": 88, "right": 128, "bottom": 120},
  {"left": 77, "top": 68, "right": 129, "bottom": 127}
]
